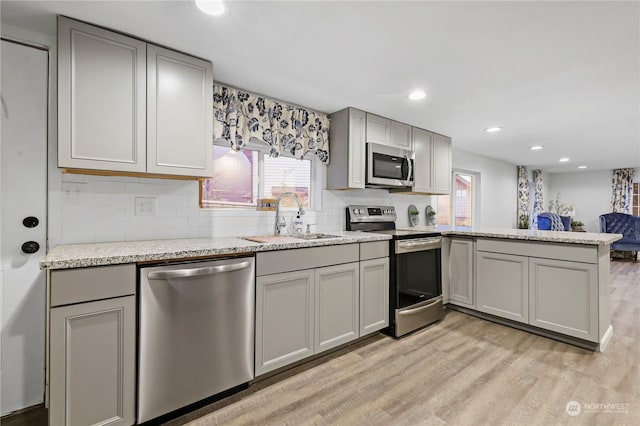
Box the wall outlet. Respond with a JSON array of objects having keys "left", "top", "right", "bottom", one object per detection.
[
  {"left": 61, "top": 181, "right": 86, "bottom": 204},
  {"left": 135, "top": 197, "right": 156, "bottom": 216}
]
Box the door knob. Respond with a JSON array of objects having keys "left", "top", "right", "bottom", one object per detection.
[
  {"left": 23, "top": 216, "right": 39, "bottom": 228},
  {"left": 21, "top": 241, "right": 40, "bottom": 254}
]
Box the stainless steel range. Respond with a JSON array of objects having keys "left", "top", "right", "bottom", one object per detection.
[{"left": 347, "top": 205, "right": 444, "bottom": 337}]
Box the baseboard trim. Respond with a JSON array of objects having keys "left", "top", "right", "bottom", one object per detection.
[
  {"left": 1, "top": 403, "right": 46, "bottom": 424},
  {"left": 446, "top": 304, "right": 599, "bottom": 351}
]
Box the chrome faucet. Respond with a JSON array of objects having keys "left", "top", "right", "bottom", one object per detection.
[{"left": 274, "top": 192, "right": 305, "bottom": 235}]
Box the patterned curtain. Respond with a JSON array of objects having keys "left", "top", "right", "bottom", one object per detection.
[
  {"left": 517, "top": 166, "right": 530, "bottom": 229},
  {"left": 212, "top": 84, "right": 330, "bottom": 164},
  {"left": 531, "top": 169, "right": 544, "bottom": 229},
  {"left": 611, "top": 168, "right": 635, "bottom": 213}
]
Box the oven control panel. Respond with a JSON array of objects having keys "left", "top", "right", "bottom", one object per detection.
[{"left": 347, "top": 205, "right": 396, "bottom": 223}]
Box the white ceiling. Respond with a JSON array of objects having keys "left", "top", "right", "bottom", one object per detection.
[{"left": 2, "top": 0, "right": 639, "bottom": 172}]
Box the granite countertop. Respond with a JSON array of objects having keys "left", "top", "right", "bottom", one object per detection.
[
  {"left": 398, "top": 225, "right": 623, "bottom": 245},
  {"left": 40, "top": 231, "right": 391, "bottom": 270}
]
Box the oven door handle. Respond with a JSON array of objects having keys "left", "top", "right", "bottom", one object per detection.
[
  {"left": 396, "top": 238, "right": 441, "bottom": 253},
  {"left": 398, "top": 297, "right": 442, "bottom": 316}
]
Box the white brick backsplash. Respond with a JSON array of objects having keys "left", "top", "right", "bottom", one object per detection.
[{"left": 51, "top": 173, "right": 434, "bottom": 245}]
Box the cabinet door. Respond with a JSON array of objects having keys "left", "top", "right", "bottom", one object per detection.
[
  {"left": 50, "top": 296, "right": 135, "bottom": 426},
  {"left": 476, "top": 251, "right": 528, "bottom": 323},
  {"left": 366, "top": 113, "right": 391, "bottom": 145},
  {"left": 255, "top": 270, "right": 314, "bottom": 376},
  {"left": 390, "top": 121, "right": 412, "bottom": 149},
  {"left": 315, "top": 263, "right": 359, "bottom": 353},
  {"left": 57, "top": 17, "right": 146, "bottom": 172},
  {"left": 411, "top": 127, "right": 434, "bottom": 193},
  {"left": 360, "top": 257, "right": 389, "bottom": 335},
  {"left": 529, "top": 258, "right": 598, "bottom": 342},
  {"left": 449, "top": 238, "right": 475, "bottom": 308},
  {"left": 147, "top": 45, "right": 213, "bottom": 177},
  {"left": 348, "top": 108, "right": 366, "bottom": 188},
  {"left": 432, "top": 134, "right": 452, "bottom": 194}
]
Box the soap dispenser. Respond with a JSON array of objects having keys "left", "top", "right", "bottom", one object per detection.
[{"left": 293, "top": 211, "right": 304, "bottom": 234}]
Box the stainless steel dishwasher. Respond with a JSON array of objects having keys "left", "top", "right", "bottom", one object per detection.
[{"left": 138, "top": 256, "right": 255, "bottom": 423}]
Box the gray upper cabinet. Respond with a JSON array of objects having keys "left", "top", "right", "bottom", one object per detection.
[
  {"left": 147, "top": 45, "right": 213, "bottom": 177},
  {"left": 57, "top": 17, "right": 213, "bottom": 178},
  {"left": 390, "top": 120, "right": 412, "bottom": 150},
  {"left": 433, "top": 133, "right": 452, "bottom": 194},
  {"left": 366, "top": 113, "right": 411, "bottom": 149},
  {"left": 327, "top": 108, "right": 366, "bottom": 189},
  {"left": 366, "top": 113, "right": 391, "bottom": 145},
  {"left": 409, "top": 128, "right": 452, "bottom": 195},
  {"left": 411, "top": 127, "right": 434, "bottom": 193},
  {"left": 58, "top": 17, "right": 147, "bottom": 173}
]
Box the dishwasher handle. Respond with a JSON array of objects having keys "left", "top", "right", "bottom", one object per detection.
[{"left": 147, "top": 260, "right": 252, "bottom": 280}]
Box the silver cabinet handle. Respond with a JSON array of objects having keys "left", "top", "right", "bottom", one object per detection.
[
  {"left": 147, "top": 260, "right": 251, "bottom": 280},
  {"left": 396, "top": 237, "right": 441, "bottom": 253},
  {"left": 398, "top": 298, "right": 442, "bottom": 316}
]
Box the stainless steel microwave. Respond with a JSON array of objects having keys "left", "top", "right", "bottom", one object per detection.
[{"left": 366, "top": 142, "right": 414, "bottom": 188}]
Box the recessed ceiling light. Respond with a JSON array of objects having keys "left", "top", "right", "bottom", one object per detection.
[
  {"left": 530, "top": 145, "right": 543, "bottom": 150},
  {"left": 578, "top": 165, "right": 587, "bottom": 169},
  {"left": 195, "top": 0, "right": 225, "bottom": 16},
  {"left": 408, "top": 90, "right": 426, "bottom": 101},
  {"left": 559, "top": 157, "right": 570, "bottom": 162},
  {"left": 485, "top": 127, "right": 502, "bottom": 133}
]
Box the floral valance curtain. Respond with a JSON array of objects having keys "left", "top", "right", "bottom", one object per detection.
[
  {"left": 611, "top": 168, "right": 635, "bottom": 213},
  {"left": 517, "top": 166, "right": 530, "bottom": 229},
  {"left": 212, "top": 84, "right": 330, "bottom": 164},
  {"left": 531, "top": 169, "right": 544, "bottom": 229}
]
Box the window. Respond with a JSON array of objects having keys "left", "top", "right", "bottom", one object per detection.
[
  {"left": 436, "top": 171, "right": 478, "bottom": 227},
  {"left": 633, "top": 182, "right": 639, "bottom": 216},
  {"left": 200, "top": 145, "right": 313, "bottom": 209}
]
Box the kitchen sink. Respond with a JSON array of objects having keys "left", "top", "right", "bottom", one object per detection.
[
  {"left": 293, "top": 233, "right": 341, "bottom": 240},
  {"left": 243, "top": 234, "right": 341, "bottom": 243}
]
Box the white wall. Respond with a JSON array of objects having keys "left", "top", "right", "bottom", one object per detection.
[
  {"left": 451, "top": 148, "right": 518, "bottom": 228},
  {"left": 548, "top": 168, "right": 640, "bottom": 232}
]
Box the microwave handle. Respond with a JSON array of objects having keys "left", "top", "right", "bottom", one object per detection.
[{"left": 404, "top": 155, "right": 413, "bottom": 186}]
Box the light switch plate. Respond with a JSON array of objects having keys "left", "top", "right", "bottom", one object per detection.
[{"left": 135, "top": 197, "right": 156, "bottom": 216}]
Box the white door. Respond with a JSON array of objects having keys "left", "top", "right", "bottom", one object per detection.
[{"left": 0, "top": 39, "right": 48, "bottom": 415}]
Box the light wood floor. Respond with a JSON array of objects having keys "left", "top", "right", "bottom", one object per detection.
[{"left": 170, "top": 260, "right": 640, "bottom": 426}]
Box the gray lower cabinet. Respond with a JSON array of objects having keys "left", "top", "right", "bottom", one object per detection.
[
  {"left": 359, "top": 257, "right": 389, "bottom": 335},
  {"left": 448, "top": 238, "right": 475, "bottom": 308},
  {"left": 255, "top": 269, "right": 315, "bottom": 376},
  {"left": 529, "top": 258, "right": 598, "bottom": 341},
  {"left": 476, "top": 251, "right": 529, "bottom": 323},
  {"left": 49, "top": 264, "right": 136, "bottom": 426},
  {"left": 255, "top": 242, "right": 389, "bottom": 376},
  {"left": 315, "top": 263, "right": 360, "bottom": 353}
]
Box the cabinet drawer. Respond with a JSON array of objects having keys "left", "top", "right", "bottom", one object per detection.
[
  {"left": 360, "top": 241, "right": 389, "bottom": 261},
  {"left": 476, "top": 238, "right": 597, "bottom": 264},
  {"left": 256, "top": 244, "right": 359, "bottom": 276},
  {"left": 50, "top": 264, "right": 136, "bottom": 307}
]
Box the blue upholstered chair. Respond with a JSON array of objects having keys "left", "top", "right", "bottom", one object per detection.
[
  {"left": 538, "top": 212, "right": 571, "bottom": 231},
  {"left": 599, "top": 212, "right": 640, "bottom": 259}
]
